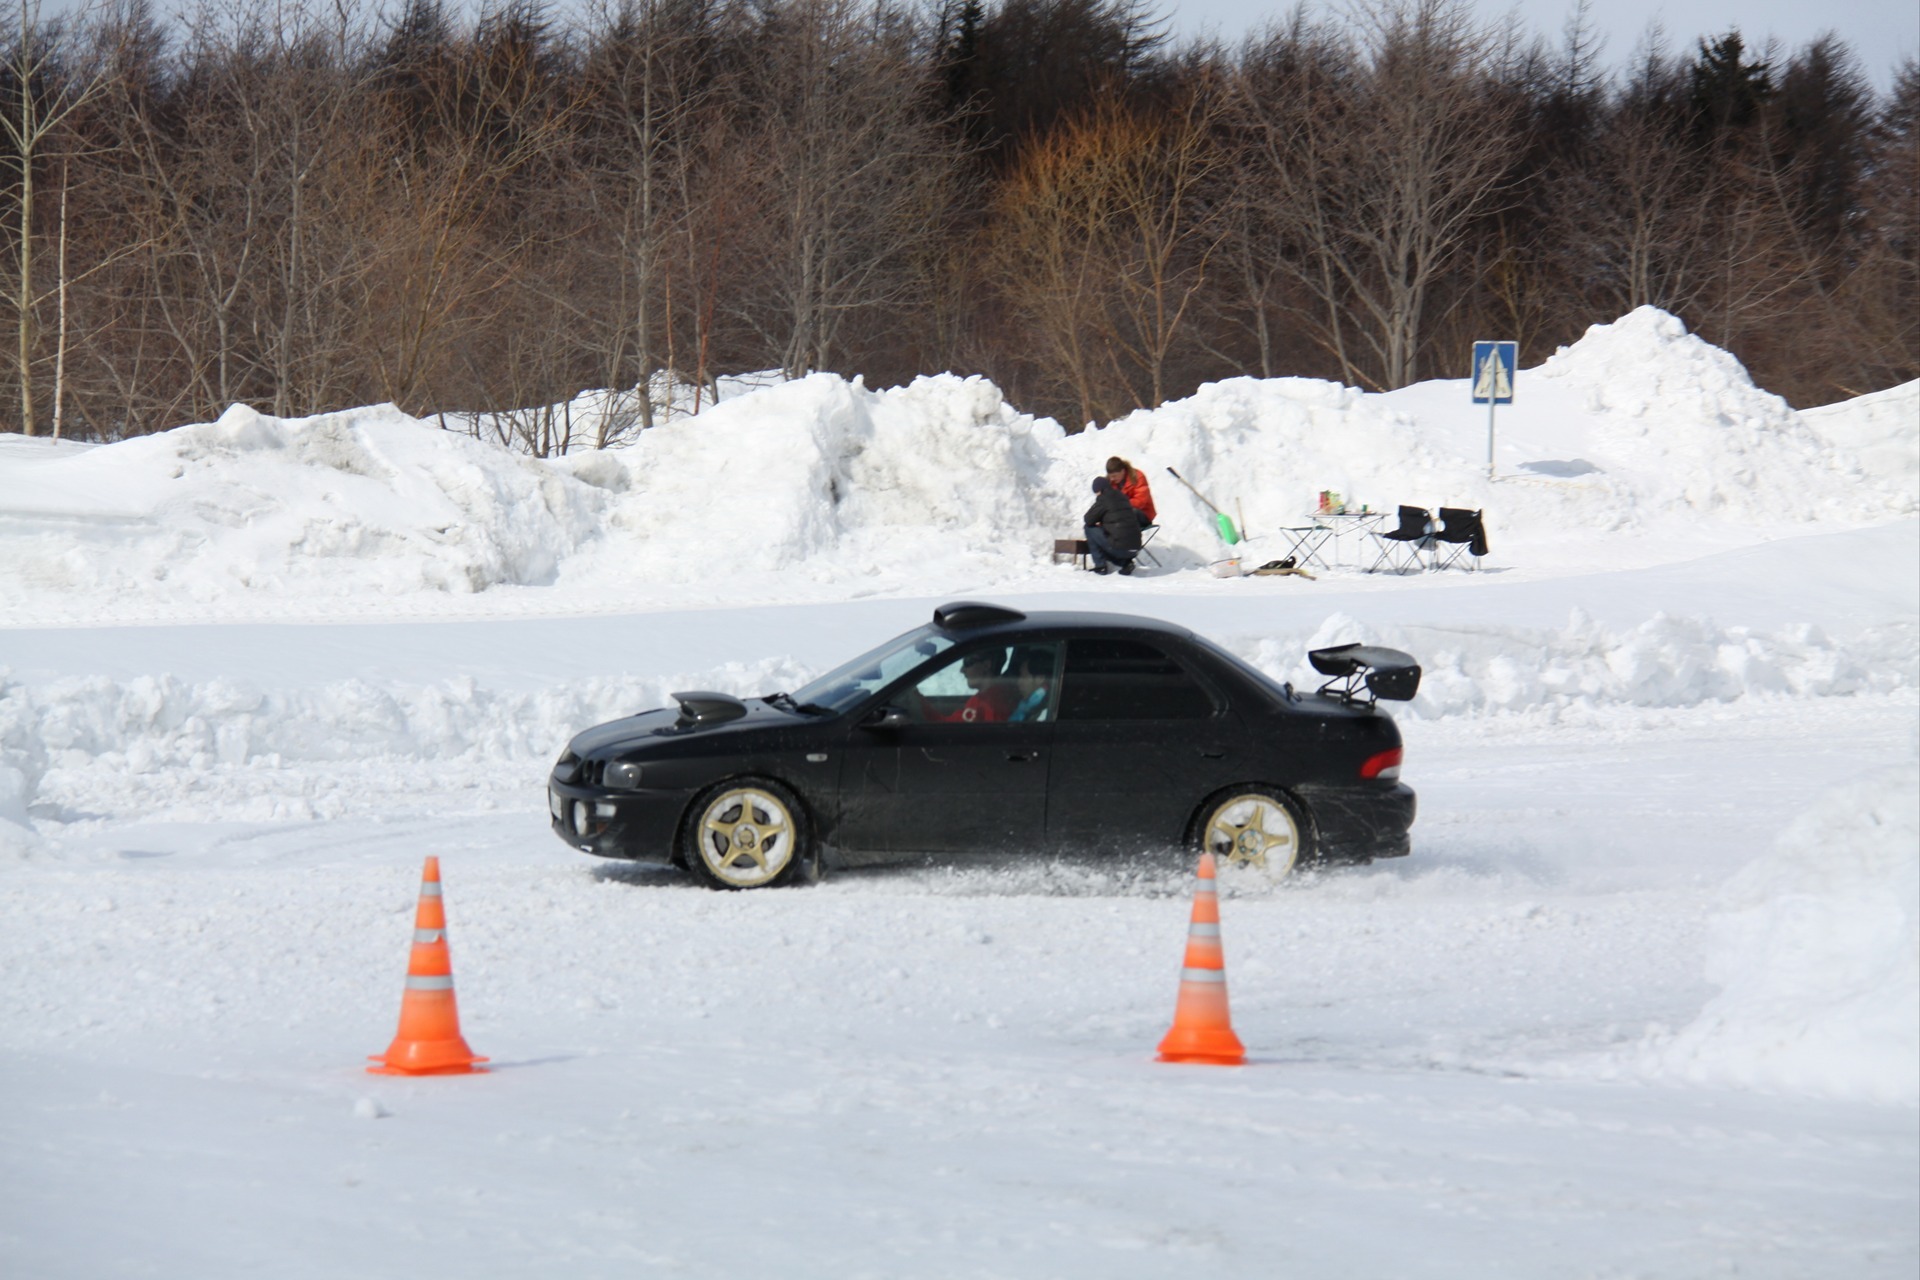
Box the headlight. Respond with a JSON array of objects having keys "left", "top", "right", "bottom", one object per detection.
[{"left": 603, "top": 760, "right": 645, "bottom": 789}]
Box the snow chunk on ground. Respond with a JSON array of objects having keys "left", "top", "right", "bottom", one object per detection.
[{"left": 1633, "top": 763, "right": 1920, "bottom": 1105}]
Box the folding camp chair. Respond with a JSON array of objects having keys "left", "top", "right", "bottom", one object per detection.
[
  {"left": 1136, "top": 523, "right": 1162, "bottom": 568},
  {"left": 1365, "top": 505, "right": 1434, "bottom": 574},
  {"left": 1431, "top": 508, "right": 1488, "bottom": 571}
]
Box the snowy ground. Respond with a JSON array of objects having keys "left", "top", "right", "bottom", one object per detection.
[{"left": 2, "top": 310, "right": 1916, "bottom": 1277}]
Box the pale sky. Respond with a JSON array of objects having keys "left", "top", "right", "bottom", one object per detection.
[
  {"left": 1168, "top": 0, "right": 1916, "bottom": 90},
  {"left": 31, "top": 0, "right": 1917, "bottom": 92}
]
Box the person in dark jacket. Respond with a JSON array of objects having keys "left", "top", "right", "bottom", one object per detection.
[{"left": 1084, "top": 476, "right": 1143, "bottom": 575}]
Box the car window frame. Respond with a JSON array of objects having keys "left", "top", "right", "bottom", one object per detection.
[
  {"left": 1054, "top": 632, "right": 1230, "bottom": 723},
  {"left": 873, "top": 639, "right": 1055, "bottom": 728},
  {"left": 838, "top": 625, "right": 1240, "bottom": 725}
]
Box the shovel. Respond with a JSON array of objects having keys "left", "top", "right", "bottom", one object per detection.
[{"left": 1166, "top": 467, "right": 1240, "bottom": 545}]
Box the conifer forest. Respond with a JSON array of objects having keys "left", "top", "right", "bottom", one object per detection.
[{"left": 3, "top": 0, "right": 1915, "bottom": 443}]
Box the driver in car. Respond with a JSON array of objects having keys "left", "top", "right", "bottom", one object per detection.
[{"left": 921, "top": 648, "right": 1018, "bottom": 723}]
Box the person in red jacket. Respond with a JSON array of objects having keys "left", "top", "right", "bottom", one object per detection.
[
  {"left": 917, "top": 647, "right": 1018, "bottom": 723},
  {"left": 1106, "top": 456, "right": 1157, "bottom": 524}
]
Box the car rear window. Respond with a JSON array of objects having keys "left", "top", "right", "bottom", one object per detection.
[{"left": 1057, "top": 638, "right": 1216, "bottom": 720}]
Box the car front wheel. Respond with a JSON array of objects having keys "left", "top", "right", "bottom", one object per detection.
[
  {"left": 682, "top": 778, "right": 812, "bottom": 890},
  {"left": 1195, "top": 787, "right": 1311, "bottom": 877}
]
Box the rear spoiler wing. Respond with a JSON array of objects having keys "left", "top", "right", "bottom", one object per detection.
[{"left": 1308, "top": 644, "right": 1421, "bottom": 706}]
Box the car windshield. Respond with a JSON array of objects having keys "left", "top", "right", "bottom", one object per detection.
[{"left": 791, "top": 625, "right": 956, "bottom": 714}]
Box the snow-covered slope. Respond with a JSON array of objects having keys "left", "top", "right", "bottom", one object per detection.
[
  {"left": 1632, "top": 766, "right": 1919, "bottom": 1105},
  {"left": 1801, "top": 378, "right": 1920, "bottom": 497}
]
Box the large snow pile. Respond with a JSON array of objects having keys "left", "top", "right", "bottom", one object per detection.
[
  {"left": 1376, "top": 308, "right": 1914, "bottom": 553},
  {"left": 1526, "top": 307, "right": 1897, "bottom": 520},
  {"left": 2, "top": 308, "right": 1912, "bottom": 623},
  {"left": 1, "top": 402, "right": 611, "bottom": 606},
  {"left": 1632, "top": 765, "right": 1920, "bottom": 1105},
  {"left": 560, "top": 372, "right": 1065, "bottom": 588}
]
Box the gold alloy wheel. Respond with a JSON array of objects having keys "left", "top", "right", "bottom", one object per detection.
[
  {"left": 694, "top": 785, "right": 797, "bottom": 888},
  {"left": 1201, "top": 791, "right": 1302, "bottom": 876}
]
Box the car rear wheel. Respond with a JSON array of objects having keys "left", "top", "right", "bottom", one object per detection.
[
  {"left": 682, "top": 778, "right": 811, "bottom": 890},
  {"left": 1195, "top": 787, "right": 1310, "bottom": 877}
]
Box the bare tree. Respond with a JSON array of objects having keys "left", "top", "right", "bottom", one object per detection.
[
  {"left": 568, "top": 0, "right": 719, "bottom": 433},
  {"left": 987, "top": 106, "right": 1113, "bottom": 424},
  {"left": 1, "top": 0, "right": 120, "bottom": 434},
  {"left": 989, "top": 88, "right": 1221, "bottom": 424},
  {"left": 1553, "top": 63, "right": 1726, "bottom": 318},
  {"left": 730, "top": 0, "right": 961, "bottom": 379},
  {"left": 357, "top": 0, "right": 574, "bottom": 413},
  {"left": 1230, "top": 0, "right": 1523, "bottom": 389}
]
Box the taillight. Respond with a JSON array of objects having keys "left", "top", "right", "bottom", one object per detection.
[{"left": 1360, "top": 747, "right": 1402, "bottom": 780}]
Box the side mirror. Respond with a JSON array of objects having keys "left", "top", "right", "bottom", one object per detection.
[{"left": 860, "top": 705, "right": 913, "bottom": 731}]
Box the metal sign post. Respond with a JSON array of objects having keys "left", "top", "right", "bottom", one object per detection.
[{"left": 1471, "top": 340, "right": 1516, "bottom": 479}]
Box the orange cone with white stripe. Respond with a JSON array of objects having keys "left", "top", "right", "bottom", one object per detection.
[
  {"left": 368, "top": 857, "right": 487, "bottom": 1075},
  {"left": 1156, "top": 851, "right": 1246, "bottom": 1064}
]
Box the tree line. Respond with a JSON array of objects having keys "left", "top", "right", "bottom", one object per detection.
[{"left": 4, "top": 0, "right": 1914, "bottom": 445}]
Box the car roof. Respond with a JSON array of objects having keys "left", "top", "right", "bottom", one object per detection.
[{"left": 931, "top": 602, "right": 1200, "bottom": 644}]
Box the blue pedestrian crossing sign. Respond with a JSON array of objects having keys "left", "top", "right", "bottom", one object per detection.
[{"left": 1471, "top": 340, "right": 1516, "bottom": 404}]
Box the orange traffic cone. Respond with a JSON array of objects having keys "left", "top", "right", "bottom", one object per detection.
[
  {"left": 1156, "top": 851, "right": 1246, "bottom": 1065},
  {"left": 368, "top": 856, "right": 487, "bottom": 1076}
]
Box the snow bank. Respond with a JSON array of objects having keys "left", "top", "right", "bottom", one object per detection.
[
  {"left": 1800, "top": 379, "right": 1919, "bottom": 507},
  {"left": 0, "top": 656, "right": 806, "bottom": 821},
  {"left": 1253, "top": 610, "right": 1918, "bottom": 718},
  {"left": 2, "top": 309, "right": 1911, "bottom": 621},
  {"left": 0, "top": 403, "right": 612, "bottom": 608},
  {"left": 564, "top": 373, "right": 1065, "bottom": 586},
  {"left": 3, "top": 606, "right": 1909, "bottom": 831},
  {"left": 1527, "top": 307, "right": 1891, "bottom": 521},
  {"left": 1632, "top": 765, "right": 1920, "bottom": 1105}
]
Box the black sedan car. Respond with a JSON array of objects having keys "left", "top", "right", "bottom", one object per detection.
[{"left": 548, "top": 602, "right": 1418, "bottom": 889}]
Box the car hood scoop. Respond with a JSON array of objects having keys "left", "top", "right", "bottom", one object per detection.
[{"left": 670, "top": 690, "right": 749, "bottom": 727}]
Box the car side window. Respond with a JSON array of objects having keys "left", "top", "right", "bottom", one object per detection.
[
  {"left": 1057, "top": 638, "right": 1216, "bottom": 720},
  {"left": 903, "top": 645, "right": 1018, "bottom": 724},
  {"left": 898, "top": 642, "right": 1063, "bottom": 725}
]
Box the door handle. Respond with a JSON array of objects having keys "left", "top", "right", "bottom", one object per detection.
[
  {"left": 1199, "top": 748, "right": 1226, "bottom": 759},
  {"left": 1005, "top": 750, "right": 1040, "bottom": 762}
]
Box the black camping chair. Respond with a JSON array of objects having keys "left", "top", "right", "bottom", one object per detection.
[
  {"left": 1136, "top": 522, "right": 1162, "bottom": 568},
  {"left": 1431, "top": 508, "right": 1488, "bottom": 571},
  {"left": 1365, "top": 505, "right": 1433, "bottom": 574}
]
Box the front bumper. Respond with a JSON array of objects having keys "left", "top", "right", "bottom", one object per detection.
[
  {"left": 1298, "top": 781, "right": 1416, "bottom": 862},
  {"left": 547, "top": 777, "right": 692, "bottom": 863}
]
